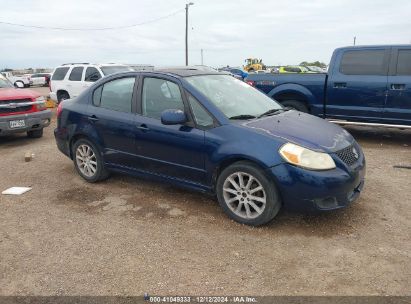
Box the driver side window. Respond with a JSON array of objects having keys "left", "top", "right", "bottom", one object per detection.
[{"left": 142, "top": 77, "right": 185, "bottom": 119}]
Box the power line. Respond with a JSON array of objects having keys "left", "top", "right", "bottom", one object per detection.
[{"left": 0, "top": 9, "right": 184, "bottom": 31}]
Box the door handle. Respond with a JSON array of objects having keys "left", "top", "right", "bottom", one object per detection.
[
  {"left": 390, "top": 83, "right": 406, "bottom": 90},
  {"left": 333, "top": 82, "right": 347, "bottom": 88},
  {"left": 88, "top": 115, "right": 99, "bottom": 122},
  {"left": 137, "top": 124, "right": 149, "bottom": 132}
]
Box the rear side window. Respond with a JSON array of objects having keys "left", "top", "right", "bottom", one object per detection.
[
  {"left": 69, "top": 67, "right": 84, "bottom": 81},
  {"left": 340, "top": 50, "right": 386, "bottom": 75},
  {"left": 396, "top": 50, "right": 411, "bottom": 75},
  {"left": 52, "top": 67, "right": 69, "bottom": 80},
  {"left": 96, "top": 77, "right": 135, "bottom": 112},
  {"left": 85, "top": 67, "right": 102, "bottom": 82}
]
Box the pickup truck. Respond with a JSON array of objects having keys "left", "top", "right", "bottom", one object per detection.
[
  {"left": 0, "top": 74, "right": 51, "bottom": 138},
  {"left": 0, "top": 72, "right": 31, "bottom": 88},
  {"left": 245, "top": 45, "right": 411, "bottom": 128}
]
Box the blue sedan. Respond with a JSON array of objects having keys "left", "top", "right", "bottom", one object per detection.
[{"left": 54, "top": 69, "right": 365, "bottom": 226}]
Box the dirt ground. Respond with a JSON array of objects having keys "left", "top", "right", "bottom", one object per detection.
[{"left": 0, "top": 87, "right": 410, "bottom": 296}]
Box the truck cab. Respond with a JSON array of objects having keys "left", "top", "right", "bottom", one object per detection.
[{"left": 326, "top": 45, "right": 411, "bottom": 126}]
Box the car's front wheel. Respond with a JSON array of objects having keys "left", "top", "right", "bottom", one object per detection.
[
  {"left": 216, "top": 161, "right": 281, "bottom": 226},
  {"left": 57, "top": 91, "right": 70, "bottom": 103},
  {"left": 72, "top": 139, "right": 109, "bottom": 182},
  {"left": 27, "top": 129, "right": 43, "bottom": 138}
]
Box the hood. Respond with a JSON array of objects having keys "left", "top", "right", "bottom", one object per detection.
[
  {"left": 242, "top": 110, "right": 353, "bottom": 152},
  {"left": 0, "top": 88, "right": 41, "bottom": 101}
]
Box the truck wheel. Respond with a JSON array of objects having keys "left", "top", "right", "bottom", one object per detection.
[
  {"left": 27, "top": 129, "right": 43, "bottom": 138},
  {"left": 216, "top": 161, "right": 281, "bottom": 226},
  {"left": 72, "top": 138, "right": 110, "bottom": 183},
  {"left": 14, "top": 81, "right": 24, "bottom": 88},
  {"left": 281, "top": 100, "right": 308, "bottom": 113},
  {"left": 57, "top": 91, "right": 70, "bottom": 103}
]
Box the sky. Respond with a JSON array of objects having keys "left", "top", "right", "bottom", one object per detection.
[{"left": 1, "top": 0, "right": 411, "bottom": 69}]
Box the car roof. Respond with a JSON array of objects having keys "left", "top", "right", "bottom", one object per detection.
[
  {"left": 57, "top": 63, "right": 128, "bottom": 67},
  {"left": 154, "top": 68, "right": 224, "bottom": 77}
]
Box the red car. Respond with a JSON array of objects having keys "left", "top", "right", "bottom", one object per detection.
[{"left": 0, "top": 74, "right": 51, "bottom": 138}]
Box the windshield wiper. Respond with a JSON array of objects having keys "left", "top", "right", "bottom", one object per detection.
[
  {"left": 257, "top": 108, "right": 288, "bottom": 118},
  {"left": 229, "top": 114, "right": 257, "bottom": 120}
]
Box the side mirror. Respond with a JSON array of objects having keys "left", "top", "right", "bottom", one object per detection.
[
  {"left": 161, "top": 109, "right": 187, "bottom": 125},
  {"left": 15, "top": 82, "right": 24, "bottom": 88}
]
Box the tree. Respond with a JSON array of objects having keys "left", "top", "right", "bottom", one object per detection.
[{"left": 299, "top": 61, "right": 327, "bottom": 68}]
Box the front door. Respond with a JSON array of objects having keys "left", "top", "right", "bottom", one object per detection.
[
  {"left": 384, "top": 47, "right": 411, "bottom": 126},
  {"left": 326, "top": 48, "right": 390, "bottom": 122},
  {"left": 134, "top": 76, "right": 206, "bottom": 185}
]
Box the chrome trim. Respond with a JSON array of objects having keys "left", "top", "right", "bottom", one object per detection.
[
  {"left": 328, "top": 120, "right": 411, "bottom": 129},
  {"left": 0, "top": 100, "right": 45, "bottom": 109}
]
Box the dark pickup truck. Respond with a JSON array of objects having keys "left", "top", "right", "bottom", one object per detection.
[{"left": 246, "top": 45, "right": 411, "bottom": 128}]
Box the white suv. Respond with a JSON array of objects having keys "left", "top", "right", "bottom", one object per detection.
[{"left": 49, "top": 63, "right": 132, "bottom": 103}]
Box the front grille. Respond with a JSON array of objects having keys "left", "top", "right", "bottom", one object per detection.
[
  {"left": 336, "top": 144, "right": 360, "bottom": 166},
  {"left": 0, "top": 99, "right": 32, "bottom": 114}
]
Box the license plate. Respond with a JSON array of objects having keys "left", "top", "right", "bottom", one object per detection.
[{"left": 9, "top": 119, "right": 26, "bottom": 128}]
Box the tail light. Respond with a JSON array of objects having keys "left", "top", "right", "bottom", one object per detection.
[
  {"left": 246, "top": 80, "right": 255, "bottom": 86},
  {"left": 57, "top": 102, "right": 63, "bottom": 118},
  {"left": 49, "top": 79, "right": 51, "bottom": 92}
]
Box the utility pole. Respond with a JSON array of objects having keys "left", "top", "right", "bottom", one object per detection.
[
  {"left": 185, "top": 2, "right": 194, "bottom": 66},
  {"left": 353, "top": 36, "right": 356, "bottom": 46},
  {"left": 201, "top": 49, "right": 204, "bottom": 65}
]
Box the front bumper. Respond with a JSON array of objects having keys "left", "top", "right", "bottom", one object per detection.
[
  {"left": 0, "top": 110, "right": 52, "bottom": 136},
  {"left": 267, "top": 159, "right": 366, "bottom": 213}
]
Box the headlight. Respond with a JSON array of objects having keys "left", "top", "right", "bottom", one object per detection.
[
  {"left": 279, "top": 143, "right": 336, "bottom": 170},
  {"left": 35, "top": 96, "right": 46, "bottom": 110}
]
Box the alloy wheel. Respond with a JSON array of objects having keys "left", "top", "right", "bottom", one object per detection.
[
  {"left": 75, "top": 144, "right": 97, "bottom": 177},
  {"left": 222, "top": 171, "right": 267, "bottom": 219}
]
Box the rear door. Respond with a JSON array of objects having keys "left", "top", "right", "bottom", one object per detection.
[
  {"left": 326, "top": 48, "right": 390, "bottom": 121},
  {"left": 384, "top": 47, "right": 411, "bottom": 125},
  {"left": 88, "top": 76, "right": 140, "bottom": 169},
  {"left": 67, "top": 66, "right": 85, "bottom": 98}
]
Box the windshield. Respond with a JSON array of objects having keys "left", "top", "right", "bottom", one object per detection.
[
  {"left": 186, "top": 75, "right": 282, "bottom": 119},
  {"left": 0, "top": 75, "right": 13, "bottom": 88},
  {"left": 100, "top": 66, "right": 133, "bottom": 76}
]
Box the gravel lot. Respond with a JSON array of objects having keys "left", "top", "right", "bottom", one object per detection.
[{"left": 0, "top": 87, "right": 410, "bottom": 296}]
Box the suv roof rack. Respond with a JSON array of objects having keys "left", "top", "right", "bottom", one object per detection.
[{"left": 61, "top": 63, "right": 90, "bottom": 66}]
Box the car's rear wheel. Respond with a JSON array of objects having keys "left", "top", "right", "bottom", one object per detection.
[
  {"left": 14, "top": 81, "right": 24, "bottom": 88},
  {"left": 27, "top": 129, "right": 43, "bottom": 138},
  {"left": 57, "top": 91, "right": 70, "bottom": 103},
  {"left": 216, "top": 161, "right": 281, "bottom": 226},
  {"left": 72, "top": 139, "right": 109, "bottom": 182}
]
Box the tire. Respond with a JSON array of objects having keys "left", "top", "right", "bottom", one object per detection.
[
  {"left": 14, "top": 81, "right": 24, "bottom": 88},
  {"left": 281, "top": 100, "right": 308, "bottom": 113},
  {"left": 57, "top": 91, "right": 70, "bottom": 103},
  {"left": 27, "top": 129, "right": 43, "bottom": 138},
  {"left": 72, "top": 138, "right": 109, "bottom": 183},
  {"left": 216, "top": 161, "right": 281, "bottom": 226}
]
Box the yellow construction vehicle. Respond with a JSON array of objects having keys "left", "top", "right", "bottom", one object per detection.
[{"left": 244, "top": 58, "right": 266, "bottom": 72}]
